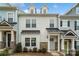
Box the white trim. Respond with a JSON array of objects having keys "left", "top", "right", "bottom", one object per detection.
[
  {"left": 64, "top": 31, "right": 76, "bottom": 37},
  {"left": 64, "top": 3, "right": 78, "bottom": 15}
]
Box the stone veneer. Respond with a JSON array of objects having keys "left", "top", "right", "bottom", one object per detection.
[{"left": 0, "top": 41, "right": 4, "bottom": 49}]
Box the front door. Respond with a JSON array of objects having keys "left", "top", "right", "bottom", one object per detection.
[
  {"left": 50, "top": 38, "right": 55, "bottom": 51},
  {"left": 64, "top": 40, "right": 69, "bottom": 55},
  {"left": 8, "top": 34, "right": 11, "bottom": 47},
  {"left": 6, "top": 33, "right": 11, "bottom": 48}
]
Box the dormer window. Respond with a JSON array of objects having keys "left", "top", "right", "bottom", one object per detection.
[
  {"left": 76, "top": 7, "right": 79, "bottom": 14},
  {"left": 31, "top": 9, "right": 34, "bottom": 14},
  {"left": 43, "top": 9, "right": 46, "bottom": 14}
]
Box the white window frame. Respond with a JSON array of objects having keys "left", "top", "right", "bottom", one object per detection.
[
  {"left": 62, "top": 20, "right": 68, "bottom": 27},
  {"left": 7, "top": 12, "right": 14, "bottom": 22},
  {"left": 76, "top": 7, "right": 79, "bottom": 14},
  {"left": 50, "top": 19, "right": 54, "bottom": 28}
]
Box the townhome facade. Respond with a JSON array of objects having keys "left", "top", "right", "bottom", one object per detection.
[{"left": 0, "top": 3, "right": 79, "bottom": 56}]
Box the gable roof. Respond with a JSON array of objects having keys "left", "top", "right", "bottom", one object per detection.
[{"left": 64, "top": 3, "right": 78, "bottom": 15}]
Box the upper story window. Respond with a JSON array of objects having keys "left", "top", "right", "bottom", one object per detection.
[
  {"left": 8, "top": 13, "right": 14, "bottom": 23},
  {"left": 50, "top": 19, "right": 54, "bottom": 28},
  {"left": 75, "top": 20, "right": 79, "bottom": 30},
  {"left": 26, "top": 19, "right": 30, "bottom": 28},
  {"left": 76, "top": 7, "right": 79, "bottom": 14},
  {"left": 26, "top": 19, "right": 36, "bottom": 28},
  {"left": 32, "top": 19, "right": 36, "bottom": 28},
  {"left": 60, "top": 20, "right": 70, "bottom": 27}
]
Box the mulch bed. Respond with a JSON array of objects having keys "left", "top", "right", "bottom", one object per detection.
[{"left": 11, "top": 52, "right": 53, "bottom": 56}]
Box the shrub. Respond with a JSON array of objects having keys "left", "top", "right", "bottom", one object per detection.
[
  {"left": 29, "top": 48, "right": 32, "bottom": 52},
  {"left": 0, "top": 48, "right": 9, "bottom": 56},
  {"left": 33, "top": 47, "right": 37, "bottom": 52},
  {"left": 15, "top": 43, "right": 22, "bottom": 53},
  {"left": 38, "top": 49, "right": 41, "bottom": 53},
  {"left": 23, "top": 47, "right": 28, "bottom": 52},
  {"left": 76, "top": 50, "right": 79, "bottom": 56},
  {"left": 41, "top": 48, "right": 47, "bottom": 53}
]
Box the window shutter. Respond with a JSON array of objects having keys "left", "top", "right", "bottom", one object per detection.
[
  {"left": 68, "top": 21, "right": 70, "bottom": 27},
  {"left": 75, "top": 21, "right": 77, "bottom": 30},
  {"left": 60, "top": 21, "right": 62, "bottom": 27}
]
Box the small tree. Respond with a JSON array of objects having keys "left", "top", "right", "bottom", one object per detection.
[{"left": 15, "top": 43, "right": 22, "bottom": 53}]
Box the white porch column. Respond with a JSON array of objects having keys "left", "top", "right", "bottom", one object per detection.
[
  {"left": 0, "top": 31, "right": 2, "bottom": 41},
  {"left": 0, "top": 31, "right": 3, "bottom": 49},
  {"left": 48, "top": 34, "right": 50, "bottom": 52},
  {"left": 11, "top": 30, "right": 14, "bottom": 41},
  {"left": 10, "top": 30, "right": 15, "bottom": 49},
  {"left": 71, "top": 39, "right": 75, "bottom": 50},
  {"left": 58, "top": 34, "right": 60, "bottom": 51},
  {"left": 71, "top": 39, "right": 75, "bottom": 55},
  {"left": 61, "top": 38, "right": 64, "bottom": 51}
]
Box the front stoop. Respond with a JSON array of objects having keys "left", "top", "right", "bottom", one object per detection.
[{"left": 50, "top": 51, "right": 65, "bottom": 56}]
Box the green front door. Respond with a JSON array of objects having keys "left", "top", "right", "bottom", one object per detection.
[{"left": 64, "top": 41, "right": 67, "bottom": 54}]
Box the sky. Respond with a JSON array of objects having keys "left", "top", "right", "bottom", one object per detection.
[{"left": 11, "top": 3, "right": 75, "bottom": 15}]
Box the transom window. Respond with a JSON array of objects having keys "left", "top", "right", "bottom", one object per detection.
[
  {"left": 8, "top": 13, "right": 14, "bottom": 23},
  {"left": 50, "top": 19, "right": 54, "bottom": 28}
]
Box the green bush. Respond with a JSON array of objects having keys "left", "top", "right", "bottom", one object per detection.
[
  {"left": 23, "top": 47, "right": 28, "bottom": 52},
  {"left": 0, "top": 48, "right": 9, "bottom": 56},
  {"left": 41, "top": 48, "right": 47, "bottom": 53},
  {"left": 76, "top": 50, "right": 79, "bottom": 56},
  {"left": 38, "top": 49, "right": 41, "bottom": 53},
  {"left": 15, "top": 43, "right": 22, "bottom": 53},
  {"left": 29, "top": 48, "right": 32, "bottom": 52},
  {"left": 33, "top": 47, "right": 37, "bottom": 52}
]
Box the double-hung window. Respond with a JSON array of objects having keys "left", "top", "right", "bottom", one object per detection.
[
  {"left": 62, "top": 20, "right": 68, "bottom": 27},
  {"left": 25, "top": 38, "right": 30, "bottom": 46},
  {"left": 26, "top": 19, "right": 30, "bottom": 28},
  {"left": 50, "top": 19, "right": 54, "bottom": 28},
  {"left": 31, "top": 38, "right": 36, "bottom": 46},
  {"left": 8, "top": 13, "right": 14, "bottom": 23},
  {"left": 32, "top": 19, "right": 36, "bottom": 28},
  {"left": 75, "top": 20, "right": 79, "bottom": 30}
]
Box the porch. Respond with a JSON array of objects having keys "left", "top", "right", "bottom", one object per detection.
[{"left": 0, "top": 20, "right": 16, "bottom": 49}]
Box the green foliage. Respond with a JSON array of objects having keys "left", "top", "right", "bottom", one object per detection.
[
  {"left": 33, "top": 47, "right": 37, "bottom": 52},
  {"left": 76, "top": 50, "right": 79, "bottom": 56},
  {"left": 15, "top": 43, "right": 22, "bottom": 53},
  {"left": 23, "top": 47, "right": 28, "bottom": 52},
  {"left": 41, "top": 48, "right": 47, "bottom": 53}
]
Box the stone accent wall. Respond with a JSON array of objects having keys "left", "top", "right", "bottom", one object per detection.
[
  {"left": 0, "top": 41, "right": 4, "bottom": 49},
  {"left": 40, "top": 42, "right": 48, "bottom": 49},
  {"left": 10, "top": 41, "right": 15, "bottom": 49}
]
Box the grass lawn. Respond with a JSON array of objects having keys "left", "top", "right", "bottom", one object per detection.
[{"left": 11, "top": 52, "right": 53, "bottom": 56}]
